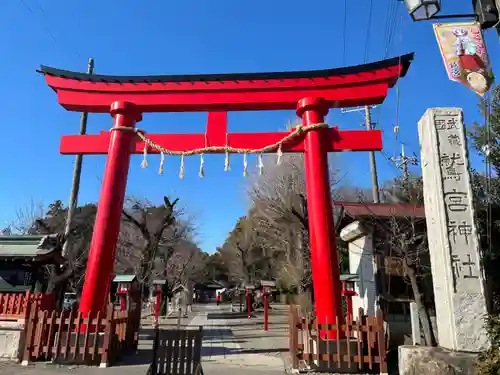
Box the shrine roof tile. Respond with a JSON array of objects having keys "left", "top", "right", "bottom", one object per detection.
[
  {"left": 38, "top": 54, "right": 414, "bottom": 84},
  {"left": 333, "top": 201, "right": 425, "bottom": 219},
  {"left": 0, "top": 235, "right": 46, "bottom": 258},
  {"left": 0, "top": 283, "right": 28, "bottom": 293},
  {"left": 113, "top": 274, "right": 137, "bottom": 283},
  {"left": 340, "top": 274, "right": 360, "bottom": 282}
]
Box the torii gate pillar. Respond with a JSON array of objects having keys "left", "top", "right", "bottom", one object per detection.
[
  {"left": 298, "top": 97, "right": 342, "bottom": 335},
  {"left": 78, "top": 101, "right": 142, "bottom": 316}
]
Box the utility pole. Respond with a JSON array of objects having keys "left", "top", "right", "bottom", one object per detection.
[
  {"left": 341, "top": 105, "right": 382, "bottom": 313},
  {"left": 364, "top": 105, "right": 380, "bottom": 203},
  {"left": 340, "top": 105, "right": 380, "bottom": 203},
  {"left": 62, "top": 58, "right": 94, "bottom": 257},
  {"left": 390, "top": 143, "right": 418, "bottom": 182}
]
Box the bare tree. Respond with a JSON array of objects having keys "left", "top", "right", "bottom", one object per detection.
[
  {"left": 155, "top": 239, "right": 206, "bottom": 288},
  {"left": 246, "top": 155, "right": 310, "bottom": 292},
  {"left": 247, "top": 154, "right": 357, "bottom": 292},
  {"left": 360, "top": 176, "right": 436, "bottom": 346},
  {"left": 118, "top": 196, "right": 195, "bottom": 287},
  {"left": 382, "top": 215, "right": 436, "bottom": 346},
  {"left": 11, "top": 198, "right": 45, "bottom": 234},
  {"left": 219, "top": 215, "right": 264, "bottom": 285},
  {"left": 33, "top": 202, "right": 97, "bottom": 294},
  {"left": 8, "top": 200, "right": 97, "bottom": 302}
]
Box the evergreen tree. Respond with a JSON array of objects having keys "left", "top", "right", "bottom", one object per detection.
[
  {"left": 470, "top": 85, "right": 500, "bottom": 174},
  {"left": 469, "top": 86, "right": 500, "bottom": 313}
]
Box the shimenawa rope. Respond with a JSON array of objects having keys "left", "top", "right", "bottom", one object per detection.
[{"left": 109, "top": 122, "right": 329, "bottom": 177}]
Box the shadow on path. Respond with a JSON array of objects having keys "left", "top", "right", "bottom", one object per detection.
[
  {"left": 226, "top": 321, "right": 287, "bottom": 327},
  {"left": 111, "top": 349, "right": 153, "bottom": 367},
  {"left": 207, "top": 312, "right": 253, "bottom": 320},
  {"left": 202, "top": 328, "right": 233, "bottom": 338},
  {"left": 201, "top": 346, "right": 288, "bottom": 357}
]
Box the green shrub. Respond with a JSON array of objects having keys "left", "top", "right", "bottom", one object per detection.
[{"left": 474, "top": 314, "right": 500, "bottom": 375}]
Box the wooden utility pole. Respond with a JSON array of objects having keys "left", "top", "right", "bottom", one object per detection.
[
  {"left": 62, "top": 58, "right": 94, "bottom": 257},
  {"left": 340, "top": 105, "right": 380, "bottom": 203},
  {"left": 364, "top": 105, "right": 380, "bottom": 203}
]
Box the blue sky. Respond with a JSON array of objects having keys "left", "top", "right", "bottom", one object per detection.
[{"left": 0, "top": 0, "right": 498, "bottom": 252}]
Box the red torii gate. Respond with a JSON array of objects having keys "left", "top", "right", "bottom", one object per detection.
[{"left": 39, "top": 54, "right": 413, "bottom": 335}]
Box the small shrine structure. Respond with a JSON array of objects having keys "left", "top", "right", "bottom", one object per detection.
[
  {"left": 112, "top": 274, "right": 139, "bottom": 311},
  {"left": 335, "top": 201, "right": 428, "bottom": 347},
  {"left": 0, "top": 235, "right": 64, "bottom": 293}
]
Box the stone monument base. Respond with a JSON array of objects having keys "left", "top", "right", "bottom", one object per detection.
[
  {"left": 399, "top": 345, "right": 478, "bottom": 375},
  {"left": 0, "top": 320, "right": 25, "bottom": 362}
]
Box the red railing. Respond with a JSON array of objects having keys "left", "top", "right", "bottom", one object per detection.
[
  {"left": 288, "top": 305, "right": 388, "bottom": 373},
  {"left": 0, "top": 291, "right": 56, "bottom": 321},
  {"left": 22, "top": 303, "right": 141, "bottom": 367}
]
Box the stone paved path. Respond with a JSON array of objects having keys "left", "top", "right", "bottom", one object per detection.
[
  {"left": 228, "top": 304, "right": 289, "bottom": 359},
  {"left": 188, "top": 304, "right": 285, "bottom": 372}
]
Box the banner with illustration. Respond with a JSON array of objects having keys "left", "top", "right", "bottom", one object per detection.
[{"left": 433, "top": 22, "right": 494, "bottom": 96}]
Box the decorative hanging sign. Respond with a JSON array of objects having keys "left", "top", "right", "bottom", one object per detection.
[{"left": 433, "top": 22, "right": 494, "bottom": 96}]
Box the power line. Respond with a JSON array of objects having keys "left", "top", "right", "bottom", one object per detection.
[
  {"left": 383, "top": 0, "right": 396, "bottom": 58},
  {"left": 390, "top": 143, "right": 419, "bottom": 181},
  {"left": 393, "top": 8, "right": 405, "bottom": 160},
  {"left": 375, "top": 0, "right": 404, "bottom": 165},
  {"left": 364, "top": 0, "right": 374, "bottom": 62},
  {"left": 381, "top": 150, "right": 401, "bottom": 175},
  {"left": 18, "top": 0, "right": 83, "bottom": 59},
  {"left": 340, "top": 105, "right": 380, "bottom": 203},
  {"left": 384, "top": 0, "right": 401, "bottom": 58},
  {"left": 343, "top": 0, "right": 348, "bottom": 65}
]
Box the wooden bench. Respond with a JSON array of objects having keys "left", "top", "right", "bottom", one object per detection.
[{"left": 148, "top": 326, "right": 203, "bottom": 375}]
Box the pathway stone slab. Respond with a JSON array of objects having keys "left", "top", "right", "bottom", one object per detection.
[{"left": 189, "top": 304, "right": 285, "bottom": 370}]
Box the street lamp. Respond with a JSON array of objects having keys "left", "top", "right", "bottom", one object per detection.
[
  {"left": 403, "top": 0, "right": 498, "bottom": 29},
  {"left": 404, "top": 0, "right": 441, "bottom": 21}
]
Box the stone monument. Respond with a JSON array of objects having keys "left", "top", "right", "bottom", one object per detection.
[
  {"left": 418, "top": 107, "right": 489, "bottom": 352},
  {"left": 399, "top": 108, "right": 490, "bottom": 375}
]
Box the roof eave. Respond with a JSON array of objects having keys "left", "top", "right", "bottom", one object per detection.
[{"left": 37, "top": 53, "right": 414, "bottom": 84}]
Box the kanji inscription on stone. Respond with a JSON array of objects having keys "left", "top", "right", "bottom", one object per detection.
[
  {"left": 419, "top": 108, "right": 489, "bottom": 352},
  {"left": 435, "top": 112, "right": 482, "bottom": 291},
  {"left": 435, "top": 111, "right": 480, "bottom": 289}
]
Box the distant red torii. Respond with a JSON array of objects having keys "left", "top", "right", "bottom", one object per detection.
[{"left": 40, "top": 53, "right": 413, "bottom": 337}]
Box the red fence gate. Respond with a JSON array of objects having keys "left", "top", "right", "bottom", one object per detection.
[{"left": 288, "top": 306, "right": 388, "bottom": 374}]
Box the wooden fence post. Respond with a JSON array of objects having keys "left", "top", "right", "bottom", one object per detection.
[
  {"left": 150, "top": 326, "right": 160, "bottom": 375},
  {"left": 21, "top": 301, "right": 38, "bottom": 366},
  {"left": 288, "top": 305, "right": 299, "bottom": 370},
  {"left": 376, "top": 310, "right": 388, "bottom": 375},
  {"left": 101, "top": 304, "right": 115, "bottom": 368},
  {"left": 24, "top": 290, "right": 31, "bottom": 313}
]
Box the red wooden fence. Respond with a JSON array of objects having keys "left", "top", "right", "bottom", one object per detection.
[
  {"left": 289, "top": 306, "right": 388, "bottom": 374},
  {"left": 22, "top": 302, "right": 141, "bottom": 367},
  {"left": 0, "top": 291, "right": 56, "bottom": 321}
]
